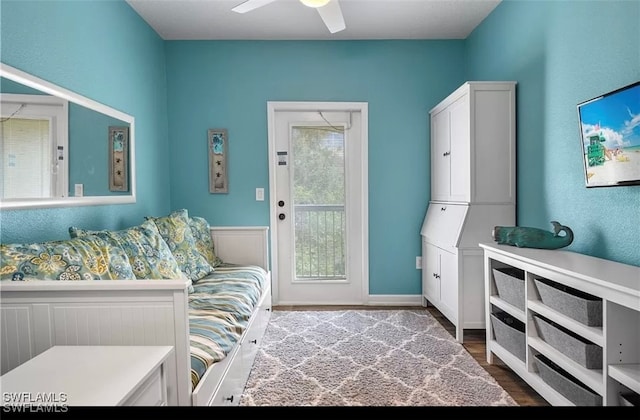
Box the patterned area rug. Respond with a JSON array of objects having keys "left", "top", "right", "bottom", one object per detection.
[{"left": 239, "top": 309, "right": 517, "bottom": 406}]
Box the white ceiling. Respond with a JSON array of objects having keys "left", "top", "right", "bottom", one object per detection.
[{"left": 126, "top": 0, "right": 502, "bottom": 40}]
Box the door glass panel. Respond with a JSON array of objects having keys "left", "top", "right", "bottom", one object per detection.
[{"left": 292, "top": 126, "right": 346, "bottom": 281}]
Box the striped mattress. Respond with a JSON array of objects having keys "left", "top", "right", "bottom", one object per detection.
[{"left": 188, "top": 264, "right": 269, "bottom": 391}]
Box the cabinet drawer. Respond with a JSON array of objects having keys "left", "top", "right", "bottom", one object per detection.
[
  {"left": 420, "top": 203, "right": 468, "bottom": 250},
  {"left": 241, "top": 304, "right": 271, "bottom": 379},
  {"left": 208, "top": 347, "right": 244, "bottom": 406},
  {"left": 245, "top": 305, "right": 270, "bottom": 348},
  {"left": 123, "top": 367, "right": 166, "bottom": 406}
]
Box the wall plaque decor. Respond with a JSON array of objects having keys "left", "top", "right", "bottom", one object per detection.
[
  {"left": 208, "top": 128, "right": 228, "bottom": 193},
  {"left": 108, "top": 126, "right": 128, "bottom": 192}
]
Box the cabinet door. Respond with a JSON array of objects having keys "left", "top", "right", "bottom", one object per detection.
[
  {"left": 438, "top": 250, "right": 458, "bottom": 322},
  {"left": 420, "top": 202, "right": 468, "bottom": 251},
  {"left": 431, "top": 108, "right": 450, "bottom": 202},
  {"left": 423, "top": 242, "right": 440, "bottom": 305},
  {"left": 447, "top": 94, "right": 470, "bottom": 202}
]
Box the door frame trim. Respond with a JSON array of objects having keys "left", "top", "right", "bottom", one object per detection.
[{"left": 267, "top": 101, "right": 369, "bottom": 305}]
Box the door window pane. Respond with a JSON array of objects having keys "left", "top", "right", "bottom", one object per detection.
[{"left": 292, "top": 126, "right": 346, "bottom": 280}]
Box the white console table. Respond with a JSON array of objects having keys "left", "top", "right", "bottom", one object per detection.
[
  {"left": 0, "top": 346, "right": 173, "bottom": 406},
  {"left": 480, "top": 243, "right": 640, "bottom": 406}
]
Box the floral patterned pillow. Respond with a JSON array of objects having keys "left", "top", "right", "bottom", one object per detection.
[
  {"left": 69, "top": 219, "right": 183, "bottom": 279},
  {"left": 188, "top": 215, "right": 223, "bottom": 268},
  {"left": 0, "top": 235, "right": 136, "bottom": 281},
  {"left": 145, "top": 209, "right": 214, "bottom": 282}
]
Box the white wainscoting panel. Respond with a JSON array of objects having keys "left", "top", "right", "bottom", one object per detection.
[
  {"left": 1, "top": 306, "right": 33, "bottom": 374},
  {"left": 211, "top": 226, "right": 269, "bottom": 270},
  {"left": 51, "top": 303, "right": 175, "bottom": 346}
]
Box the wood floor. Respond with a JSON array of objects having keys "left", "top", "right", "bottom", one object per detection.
[{"left": 273, "top": 304, "right": 549, "bottom": 407}]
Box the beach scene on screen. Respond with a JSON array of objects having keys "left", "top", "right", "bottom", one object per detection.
[{"left": 579, "top": 82, "right": 640, "bottom": 186}]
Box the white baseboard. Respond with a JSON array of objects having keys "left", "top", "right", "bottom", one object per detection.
[
  {"left": 273, "top": 295, "right": 424, "bottom": 307},
  {"left": 366, "top": 294, "right": 423, "bottom": 306}
]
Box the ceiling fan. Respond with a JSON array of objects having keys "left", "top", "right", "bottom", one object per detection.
[{"left": 232, "top": 0, "right": 346, "bottom": 34}]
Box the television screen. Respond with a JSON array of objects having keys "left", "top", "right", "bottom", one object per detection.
[{"left": 577, "top": 81, "right": 640, "bottom": 187}]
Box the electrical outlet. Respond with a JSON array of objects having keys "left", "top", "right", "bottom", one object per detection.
[
  {"left": 416, "top": 256, "right": 422, "bottom": 269},
  {"left": 256, "top": 188, "right": 264, "bottom": 201},
  {"left": 74, "top": 184, "right": 83, "bottom": 197}
]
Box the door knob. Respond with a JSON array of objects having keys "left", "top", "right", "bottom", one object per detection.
[
  {"left": 279, "top": 213, "right": 286, "bottom": 220},
  {"left": 278, "top": 200, "right": 285, "bottom": 207}
]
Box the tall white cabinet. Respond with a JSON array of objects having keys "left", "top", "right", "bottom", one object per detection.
[{"left": 421, "top": 81, "right": 517, "bottom": 343}]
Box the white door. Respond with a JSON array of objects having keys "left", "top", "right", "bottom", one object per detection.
[{"left": 268, "top": 102, "right": 368, "bottom": 305}]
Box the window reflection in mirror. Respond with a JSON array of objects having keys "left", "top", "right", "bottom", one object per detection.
[{"left": 0, "top": 63, "right": 135, "bottom": 210}]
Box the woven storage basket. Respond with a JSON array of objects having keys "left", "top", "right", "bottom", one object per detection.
[
  {"left": 493, "top": 267, "right": 525, "bottom": 311},
  {"left": 490, "top": 310, "right": 525, "bottom": 362},
  {"left": 533, "top": 314, "right": 602, "bottom": 369},
  {"left": 534, "top": 277, "right": 603, "bottom": 327},
  {"left": 534, "top": 353, "right": 602, "bottom": 406},
  {"left": 619, "top": 392, "right": 640, "bottom": 407}
]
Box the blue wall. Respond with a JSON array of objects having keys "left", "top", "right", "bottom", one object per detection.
[
  {"left": 466, "top": 0, "right": 640, "bottom": 266},
  {"left": 165, "top": 41, "right": 466, "bottom": 294},
  {"left": 2, "top": 0, "right": 637, "bottom": 297},
  {"left": 0, "top": 0, "right": 170, "bottom": 243}
]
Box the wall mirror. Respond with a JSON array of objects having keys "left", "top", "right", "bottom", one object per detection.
[{"left": 0, "top": 62, "right": 135, "bottom": 210}]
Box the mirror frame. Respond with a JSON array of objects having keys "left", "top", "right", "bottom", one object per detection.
[{"left": 0, "top": 62, "right": 136, "bottom": 210}]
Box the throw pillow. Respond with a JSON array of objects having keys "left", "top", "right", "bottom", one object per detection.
[
  {"left": 69, "top": 219, "right": 183, "bottom": 279},
  {"left": 188, "top": 215, "right": 223, "bottom": 268},
  {"left": 0, "top": 235, "right": 136, "bottom": 281},
  {"left": 145, "top": 209, "right": 214, "bottom": 282}
]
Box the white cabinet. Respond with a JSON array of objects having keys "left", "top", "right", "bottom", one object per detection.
[
  {"left": 429, "top": 82, "right": 516, "bottom": 204},
  {"left": 422, "top": 241, "right": 458, "bottom": 322},
  {"left": 431, "top": 91, "right": 470, "bottom": 202},
  {"left": 0, "top": 346, "right": 173, "bottom": 406},
  {"left": 421, "top": 81, "right": 517, "bottom": 343},
  {"left": 481, "top": 243, "right": 640, "bottom": 406}
]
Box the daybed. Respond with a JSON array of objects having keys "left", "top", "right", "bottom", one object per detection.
[{"left": 0, "top": 210, "right": 271, "bottom": 406}]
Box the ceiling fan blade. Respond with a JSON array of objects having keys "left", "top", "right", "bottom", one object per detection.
[
  {"left": 317, "top": 0, "right": 346, "bottom": 33},
  {"left": 232, "top": 0, "right": 278, "bottom": 14}
]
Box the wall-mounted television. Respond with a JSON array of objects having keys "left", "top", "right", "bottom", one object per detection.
[{"left": 577, "top": 81, "right": 640, "bottom": 187}]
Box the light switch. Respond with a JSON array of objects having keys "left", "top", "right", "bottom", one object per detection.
[
  {"left": 75, "top": 184, "right": 83, "bottom": 197},
  {"left": 256, "top": 188, "right": 264, "bottom": 201}
]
